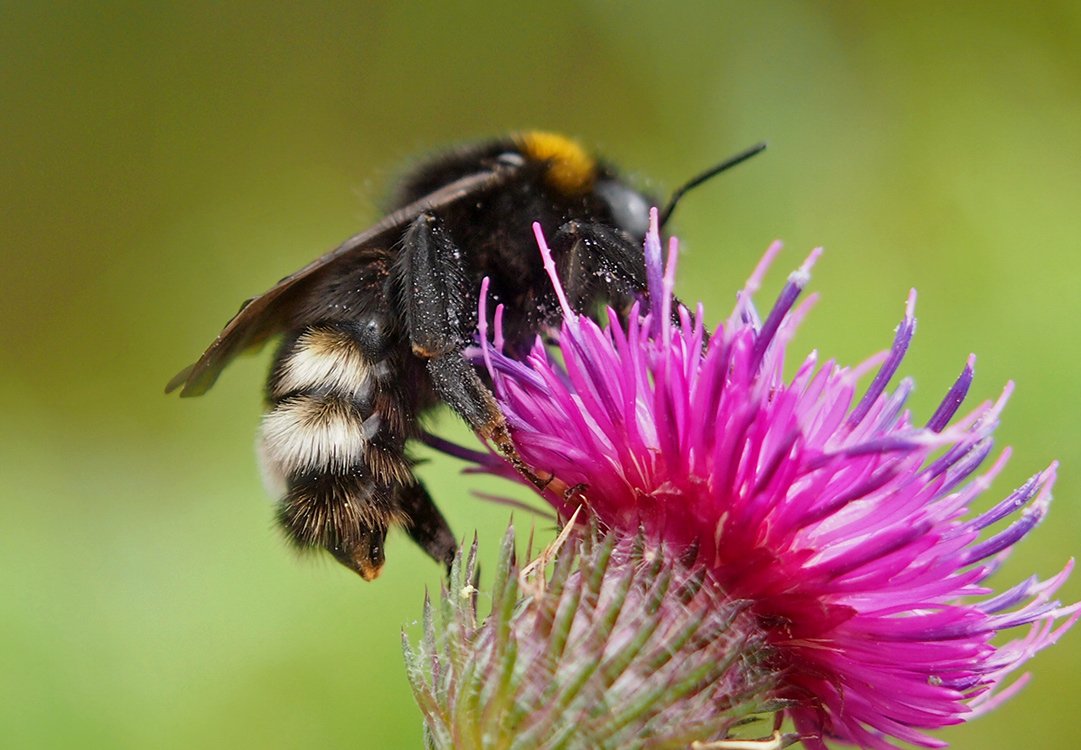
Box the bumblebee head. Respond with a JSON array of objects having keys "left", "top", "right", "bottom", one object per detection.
[{"left": 594, "top": 175, "right": 652, "bottom": 239}]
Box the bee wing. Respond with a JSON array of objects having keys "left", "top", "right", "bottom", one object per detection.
[{"left": 166, "top": 165, "right": 518, "bottom": 397}]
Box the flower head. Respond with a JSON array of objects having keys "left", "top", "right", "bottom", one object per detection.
[
  {"left": 457, "top": 211, "right": 1078, "bottom": 749},
  {"left": 404, "top": 522, "right": 787, "bottom": 750}
]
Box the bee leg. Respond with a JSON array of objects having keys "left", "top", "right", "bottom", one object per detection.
[
  {"left": 400, "top": 214, "right": 560, "bottom": 494},
  {"left": 553, "top": 221, "right": 694, "bottom": 335},
  {"left": 399, "top": 213, "right": 490, "bottom": 425},
  {"left": 396, "top": 481, "right": 456, "bottom": 571},
  {"left": 551, "top": 221, "right": 647, "bottom": 315},
  {"left": 427, "top": 353, "right": 559, "bottom": 487}
]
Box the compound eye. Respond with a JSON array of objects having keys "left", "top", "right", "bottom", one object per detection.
[{"left": 595, "top": 180, "right": 651, "bottom": 239}]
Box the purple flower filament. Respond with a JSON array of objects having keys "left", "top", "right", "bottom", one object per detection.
[{"left": 468, "top": 208, "right": 1078, "bottom": 750}]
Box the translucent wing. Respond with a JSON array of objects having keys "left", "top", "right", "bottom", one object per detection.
[{"left": 166, "top": 165, "right": 518, "bottom": 397}]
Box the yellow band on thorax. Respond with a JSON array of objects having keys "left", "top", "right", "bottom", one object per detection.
[{"left": 516, "top": 131, "right": 596, "bottom": 196}]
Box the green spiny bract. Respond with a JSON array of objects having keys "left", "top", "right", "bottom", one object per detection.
[{"left": 403, "top": 523, "right": 785, "bottom": 750}]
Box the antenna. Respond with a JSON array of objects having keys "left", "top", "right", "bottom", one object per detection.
[{"left": 658, "top": 141, "right": 767, "bottom": 229}]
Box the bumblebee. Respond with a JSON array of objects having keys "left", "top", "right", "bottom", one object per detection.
[{"left": 167, "top": 131, "right": 763, "bottom": 580}]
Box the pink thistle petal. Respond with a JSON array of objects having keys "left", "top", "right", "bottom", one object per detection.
[{"left": 460, "top": 214, "right": 1077, "bottom": 749}]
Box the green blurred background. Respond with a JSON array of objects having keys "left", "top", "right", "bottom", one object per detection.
[{"left": 3, "top": 2, "right": 1079, "bottom": 748}]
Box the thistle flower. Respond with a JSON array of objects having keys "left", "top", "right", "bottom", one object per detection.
[
  {"left": 446, "top": 210, "right": 1078, "bottom": 749},
  {"left": 403, "top": 522, "right": 791, "bottom": 750}
]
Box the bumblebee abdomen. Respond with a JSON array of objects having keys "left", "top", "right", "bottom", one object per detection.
[
  {"left": 268, "top": 326, "right": 377, "bottom": 401},
  {"left": 258, "top": 321, "right": 416, "bottom": 579}
]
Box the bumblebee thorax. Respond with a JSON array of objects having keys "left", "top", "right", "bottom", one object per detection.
[{"left": 515, "top": 131, "right": 597, "bottom": 196}]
